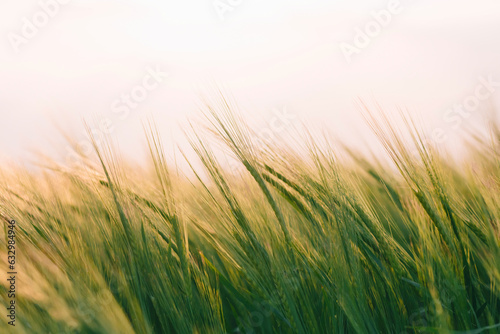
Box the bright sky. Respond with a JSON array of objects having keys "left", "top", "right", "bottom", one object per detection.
[{"left": 1, "top": 0, "right": 500, "bottom": 164}]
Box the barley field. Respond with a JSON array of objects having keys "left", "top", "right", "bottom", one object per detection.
[{"left": 1, "top": 100, "right": 499, "bottom": 333}]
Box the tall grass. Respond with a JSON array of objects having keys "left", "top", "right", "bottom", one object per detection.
[{"left": 0, "top": 99, "right": 499, "bottom": 333}]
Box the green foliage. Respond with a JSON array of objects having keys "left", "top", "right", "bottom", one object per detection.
[{"left": 0, "top": 101, "right": 499, "bottom": 333}]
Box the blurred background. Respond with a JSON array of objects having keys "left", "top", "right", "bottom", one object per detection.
[{"left": 1, "top": 0, "right": 500, "bottom": 165}]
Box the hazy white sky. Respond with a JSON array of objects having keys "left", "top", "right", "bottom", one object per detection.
[{"left": 1, "top": 0, "right": 500, "bottom": 163}]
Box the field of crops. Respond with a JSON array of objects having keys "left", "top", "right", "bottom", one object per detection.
[{"left": 1, "top": 100, "right": 499, "bottom": 333}]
